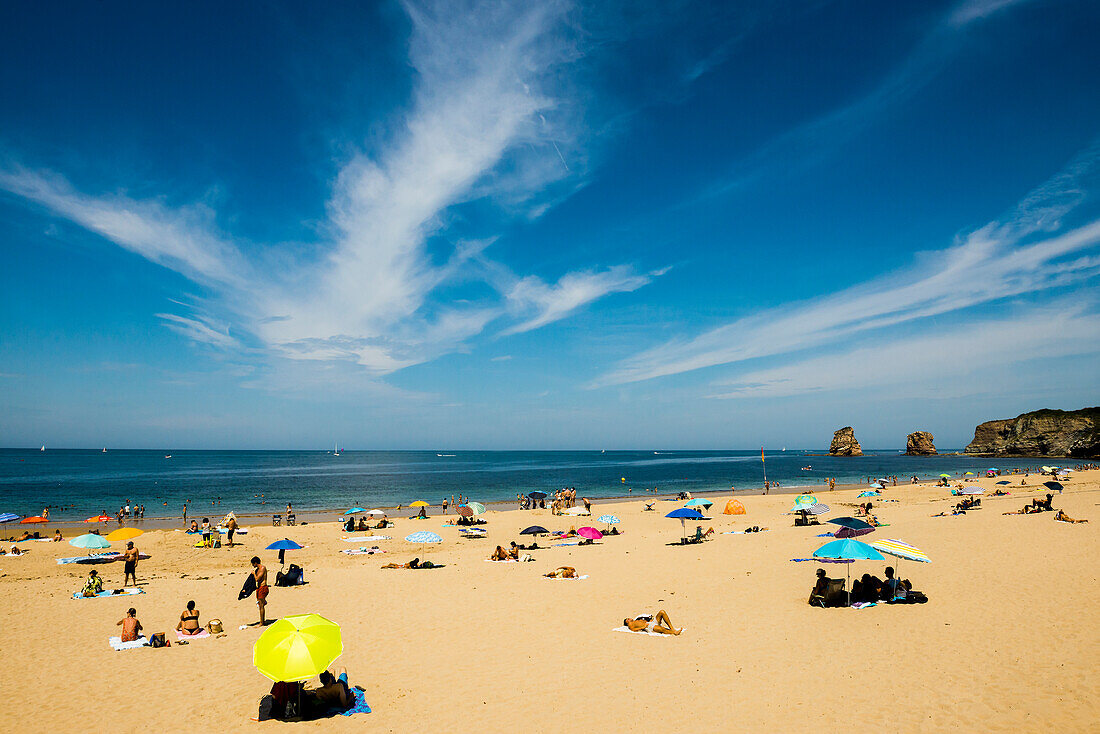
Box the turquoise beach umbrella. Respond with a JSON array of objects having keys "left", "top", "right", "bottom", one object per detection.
[
  {"left": 343, "top": 508, "right": 366, "bottom": 515},
  {"left": 597, "top": 514, "right": 619, "bottom": 525},
  {"left": 683, "top": 498, "right": 713, "bottom": 508},
  {"left": 69, "top": 533, "right": 111, "bottom": 550},
  {"left": 405, "top": 531, "right": 442, "bottom": 543},
  {"left": 813, "top": 538, "right": 884, "bottom": 561}
]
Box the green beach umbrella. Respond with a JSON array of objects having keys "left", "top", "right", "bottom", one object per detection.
[
  {"left": 793, "top": 494, "right": 817, "bottom": 507},
  {"left": 465, "top": 502, "right": 486, "bottom": 515},
  {"left": 69, "top": 533, "right": 111, "bottom": 550}
]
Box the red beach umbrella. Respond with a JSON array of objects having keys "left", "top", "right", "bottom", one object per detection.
[{"left": 455, "top": 506, "right": 474, "bottom": 518}]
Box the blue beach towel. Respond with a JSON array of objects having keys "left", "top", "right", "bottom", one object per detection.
[{"left": 340, "top": 688, "right": 372, "bottom": 716}]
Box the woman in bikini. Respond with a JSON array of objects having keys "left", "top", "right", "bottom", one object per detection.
[
  {"left": 176, "top": 600, "right": 202, "bottom": 635},
  {"left": 623, "top": 610, "right": 681, "bottom": 635}
]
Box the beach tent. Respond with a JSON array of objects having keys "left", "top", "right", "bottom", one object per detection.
[{"left": 723, "top": 500, "right": 746, "bottom": 515}]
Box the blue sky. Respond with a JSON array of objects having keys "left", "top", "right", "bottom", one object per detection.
[{"left": 1, "top": 0, "right": 1098, "bottom": 450}]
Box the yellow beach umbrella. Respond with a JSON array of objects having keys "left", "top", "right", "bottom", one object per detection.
[
  {"left": 409, "top": 500, "right": 430, "bottom": 508},
  {"left": 253, "top": 614, "right": 343, "bottom": 682},
  {"left": 106, "top": 528, "right": 144, "bottom": 542}
]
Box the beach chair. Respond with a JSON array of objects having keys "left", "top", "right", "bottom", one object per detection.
[
  {"left": 794, "top": 510, "right": 819, "bottom": 527},
  {"left": 810, "top": 579, "right": 846, "bottom": 607},
  {"left": 287, "top": 513, "right": 296, "bottom": 526},
  {"left": 272, "top": 515, "right": 281, "bottom": 526}
]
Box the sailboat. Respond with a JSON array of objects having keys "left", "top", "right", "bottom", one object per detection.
[
  {"left": 333, "top": 441, "right": 342, "bottom": 456},
  {"left": 40, "top": 445, "right": 46, "bottom": 452},
  {"left": 102, "top": 447, "right": 107, "bottom": 453}
]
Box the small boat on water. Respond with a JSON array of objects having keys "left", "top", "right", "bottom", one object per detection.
[
  {"left": 102, "top": 447, "right": 107, "bottom": 453},
  {"left": 40, "top": 445, "right": 46, "bottom": 452},
  {"left": 165, "top": 454, "right": 172, "bottom": 459},
  {"left": 437, "top": 453, "right": 456, "bottom": 457}
]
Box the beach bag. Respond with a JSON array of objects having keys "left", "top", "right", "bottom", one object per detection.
[
  {"left": 150, "top": 632, "right": 167, "bottom": 648},
  {"left": 207, "top": 619, "right": 223, "bottom": 634}
]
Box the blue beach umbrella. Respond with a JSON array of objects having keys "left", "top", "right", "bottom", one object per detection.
[
  {"left": 857, "top": 491, "right": 879, "bottom": 498},
  {"left": 343, "top": 508, "right": 366, "bottom": 515},
  {"left": 0, "top": 513, "right": 19, "bottom": 523},
  {"left": 813, "top": 538, "right": 884, "bottom": 606},
  {"left": 266, "top": 539, "right": 304, "bottom": 551},
  {"left": 665, "top": 508, "right": 704, "bottom": 542},
  {"left": 69, "top": 533, "right": 111, "bottom": 550},
  {"left": 520, "top": 526, "right": 548, "bottom": 536},
  {"left": 405, "top": 531, "right": 442, "bottom": 543},
  {"left": 597, "top": 514, "right": 619, "bottom": 525}
]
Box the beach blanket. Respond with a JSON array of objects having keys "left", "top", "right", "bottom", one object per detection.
[
  {"left": 72, "top": 588, "right": 144, "bottom": 600},
  {"left": 611, "top": 626, "right": 680, "bottom": 637},
  {"left": 852, "top": 602, "right": 878, "bottom": 610},
  {"left": 109, "top": 635, "right": 148, "bottom": 651},
  {"left": 176, "top": 628, "right": 210, "bottom": 640},
  {"left": 814, "top": 532, "right": 834, "bottom": 537},
  {"left": 340, "top": 547, "right": 386, "bottom": 555},
  {"left": 723, "top": 529, "right": 770, "bottom": 535},
  {"left": 553, "top": 542, "right": 580, "bottom": 547},
  {"left": 545, "top": 574, "right": 588, "bottom": 580},
  {"left": 341, "top": 536, "right": 391, "bottom": 542},
  {"left": 339, "top": 688, "right": 372, "bottom": 717}
]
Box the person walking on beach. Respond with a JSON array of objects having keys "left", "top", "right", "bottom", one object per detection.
[
  {"left": 123, "top": 541, "right": 139, "bottom": 587},
  {"left": 225, "top": 514, "right": 239, "bottom": 546},
  {"left": 442, "top": 497, "right": 449, "bottom": 515},
  {"left": 251, "top": 556, "right": 269, "bottom": 626}
]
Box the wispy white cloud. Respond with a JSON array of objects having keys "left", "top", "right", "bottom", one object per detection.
[
  {"left": 0, "top": 0, "right": 660, "bottom": 378},
  {"left": 596, "top": 144, "right": 1100, "bottom": 387},
  {"left": 706, "top": 305, "right": 1100, "bottom": 400},
  {"left": 156, "top": 314, "right": 238, "bottom": 349},
  {"left": 502, "top": 266, "right": 659, "bottom": 335},
  {"left": 949, "top": 0, "right": 1038, "bottom": 27}
]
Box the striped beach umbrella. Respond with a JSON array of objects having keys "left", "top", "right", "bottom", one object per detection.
[
  {"left": 793, "top": 494, "right": 817, "bottom": 507},
  {"left": 870, "top": 539, "right": 930, "bottom": 563},
  {"left": 0, "top": 513, "right": 19, "bottom": 523},
  {"left": 597, "top": 514, "right": 619, "bottom": 525},
  {"left": 464, "top": 502, "right": 486, "bottom": 515},
  {"left": 405, "top": 531, "right": 442, "bottom": 543}
]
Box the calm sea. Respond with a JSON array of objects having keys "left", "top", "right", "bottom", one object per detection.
[{"left": 0, "top": 448, "right": 1051, "bottom": 521}]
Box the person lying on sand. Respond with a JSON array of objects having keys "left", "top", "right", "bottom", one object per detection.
[
  {"left": 545, "top": 566, "right": 577, "bottom": 578},
  {"left": 117, "top": 607, "right": 142, "bottom": 642},
  {"left": 1055, "top": 509, "right": 1088, "bottom": 523},
  {"left": 8, "top": 545, "right": 25, "bottom": 555},
  {"left": 381, "top": 558, "right": 438, "bottom": 569},
  {"left": 176, "top": 600, "right": 202, "bottom": 635},
  {"left": 624, "top": 610, "right": 681, "bottom": 635},
  {"left": 15, "top": 531, "right": 32, "bottom": 542}
]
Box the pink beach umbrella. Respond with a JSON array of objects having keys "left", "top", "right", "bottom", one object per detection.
[{"left": 577, "top": 527, "right": 603, "bottom": 541}]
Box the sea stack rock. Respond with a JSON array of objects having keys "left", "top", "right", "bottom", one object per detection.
[
  {"left": 964, "top": 407, "right": 1099, "bottom": 457},
  {"left": 905, "top": 431, "right": 937, "bottom": 455},
  {"left": 829, "top": 427, "right": 863, "bottom": 456}
]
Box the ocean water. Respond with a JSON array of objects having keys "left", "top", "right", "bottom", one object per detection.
[{"left": 0, "top": 448, "right": 1052, "bottom": 521}]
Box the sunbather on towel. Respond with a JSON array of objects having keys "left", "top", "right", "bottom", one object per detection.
[
  {"left": 544, "top": 566, "right": 577, "bottom": 578},
  {"left": 381, "top": 558, "right": 437, "bottom": 569},
  {"left": 176, "top": 600, "right": 202, "bottom": 635},
  {"left": 1055, "top": 510, "right": 1088, "bottom": 523},
  {"left": 624, "top": 610, "right": 681, "bottom": 635},
  {"left": 117, "top": 607, "right": 143, "bottom": 642},
  {"left": 490, "top": 545, "right": 509, "bottom": 561}
]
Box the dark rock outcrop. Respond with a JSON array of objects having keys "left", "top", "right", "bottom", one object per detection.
[
  {"left": 964, "top": 407, "right": 1100, "bottom": 457},
  {"left": 829, "top": 427, "right": 863, "bottom": 456},
  {"left": 905, "top": 431, "right": 936, "bottom": 455}
]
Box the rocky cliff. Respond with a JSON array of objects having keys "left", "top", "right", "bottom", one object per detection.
[
  {"left": 905, "top": 431, "right": 936, "bottom": 455},
  {"left": 964, "top": 407, "right": 1100, "bottom": 457},
  {"left": 829, "top": 427, "right": 863, "bottom": 456}
]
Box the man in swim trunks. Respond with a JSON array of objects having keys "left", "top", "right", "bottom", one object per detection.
[
  {"left": 251, "top": 556, "right": 269, "bottom": 626},
  {"left": 225, "top": 515, "right": 239, "bottom": 546},
  {"left": 123, "top": 541, "right": 139, "bottom": 587}
]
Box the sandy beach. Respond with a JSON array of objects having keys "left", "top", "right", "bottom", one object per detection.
[{"left": 1, "top": 471, "right": 1097, "bottom": 732}]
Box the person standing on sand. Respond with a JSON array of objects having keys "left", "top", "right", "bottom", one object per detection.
[
  {"left": 225, "top": 515, "right": 239, "bottom": 546},
  {"left": 251, "top": 556, "right": 269, "bottom": 626},
  {"left": 442, "top": 497, "right": 449, "bottom": 515},
  {"left": 183, "top": 504, "right": 188, "bottom": 524},
  {"left": 123, "top": 541, "right": 139, "bottom": 586}
]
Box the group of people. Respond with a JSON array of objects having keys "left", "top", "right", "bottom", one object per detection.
[
  {"left": 809, "top": 566, "right": 913, "bottom": 606},
  {"left": 263, "top": 668, "right": 358, "bottom": 720},
  {"left": 1002, "top": 493, "right": 1063, "bottom": 515},
  {"left": 343, "top": 516, "right": 389, "bottom": 532}
]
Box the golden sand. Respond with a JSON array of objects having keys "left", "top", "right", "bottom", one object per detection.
[{"left": 1, "top": 472, "right": 1097, "bottom": 732}]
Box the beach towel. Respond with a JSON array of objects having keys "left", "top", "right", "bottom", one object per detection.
[
  {"left": 340, "top": 547, "right": 386, "bottom": 555},
  {"left": 57, "top": 552, "right": 121, "bottom": 565},
  {"left": 109, "top": 635, "right": 149, "bottom": 650},
  {"left": 341, "top": 536, "right": 391, "bottom": 542},
  {"left": 852, "top": 602, "right": 878, "bottom": 610},
  {"left": 723, "top": 529, "right": 771, "bottom": 535},
  {"left": 611, "top": 626, "right": 681, "bottom": 637},
  {"left": 175, "top": 628, "right": 210, "bottom": 641},
  {"left": 72, "top": 587, "right": 144, "bottom": 600},
  {"left": 814, "top": 532, "right": 834, "bottom": 537},
  {"left": 553, "top": 542, "right": 580, "bottom": 546},
  {"left": 339, "top": 688, "right": 372, "bottom": 717},
  {"left": 545, "top": 574, "right": 588, "bottom": 580}
]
